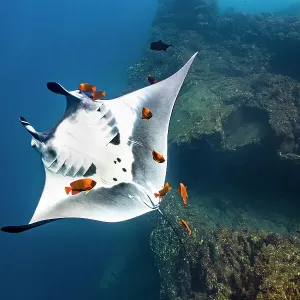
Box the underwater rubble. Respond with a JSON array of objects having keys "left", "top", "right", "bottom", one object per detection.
[{"left": 126, "top": 0, "right": 300, "bottom": 299}]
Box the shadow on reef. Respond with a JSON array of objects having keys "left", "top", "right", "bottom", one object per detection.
[
  {"left": 268, "top": 39, "right": 300, "bottom": 80},
  {"left": 169, "top": 136, "right": 300, "bottom": 218}
]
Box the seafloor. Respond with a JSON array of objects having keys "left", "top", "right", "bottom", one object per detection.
[{"left": 103, "top": 1, "right": 300, "bottom": 299}]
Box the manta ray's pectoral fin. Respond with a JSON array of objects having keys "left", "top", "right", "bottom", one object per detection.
[
  {"left": 105, "top": 52, "right": 198, "bottom": 204},
  {"left": 1, "top": 219, "right": 60, "bottom": 233}
]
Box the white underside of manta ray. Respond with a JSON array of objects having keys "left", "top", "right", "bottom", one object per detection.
[{"left": 1, "top": 52, "right": 198, "bottom": 233}]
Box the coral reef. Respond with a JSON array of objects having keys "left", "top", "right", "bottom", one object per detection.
[
  {"left": 150, "top": 195, "right": 300, "bottom": 300},
  {"left": 125, "top": 0, "right": 300, "bottom": 299}
]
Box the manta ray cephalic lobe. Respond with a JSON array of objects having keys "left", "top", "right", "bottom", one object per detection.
[{"left": 1, "top": 52, "right": 198, "bottom": 233}]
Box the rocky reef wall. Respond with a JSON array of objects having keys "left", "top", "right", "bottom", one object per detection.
[{"left": 126, "top": 0, "right": 300, "bottom": 299}]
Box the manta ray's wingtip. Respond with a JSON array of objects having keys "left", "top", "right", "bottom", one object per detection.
[
  {"left": 1, "top": 225, "right": 27, "bottom": 234},
  {"left": 189, "top": 52, "right": 198, "bottom": 62},
  {"left": 1, "top": 219, "right": 60, "bottom": 234}
]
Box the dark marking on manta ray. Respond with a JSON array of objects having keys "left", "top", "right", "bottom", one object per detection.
[
  {"left": 57, "top": 160, "right": 68, "bottom": 175},
  {"left": 113, "top": 178, "right": 117, "bottom": 181},
  {"left": 109, "top": 133, "right": 120, "bottom": 145},
  {"left": 77, "top": 166, "right": 87, "bottom": 177},
  {"left": 47, "top": 148, "right": 57, "bottom": 160},
  {"left": 20, "top": 119, "right": 30, "bottom": 126},
  {"left": 101, "top": 110, "right": 113, "bottom": 120},
  {"left": 97, "top": 107, "right": 101, "bottom": 112},
  {"left": 114, "top": 161, "right": 116, "bottom": 164},
  {"left": 83, "top": 163, "right": 97, "bottom": 177},
  {"left": 117, "top": 158, "right": 121, "bottom": 162},
  {"left": 122, "top": 168, "right": 127, "bottom": 172}
]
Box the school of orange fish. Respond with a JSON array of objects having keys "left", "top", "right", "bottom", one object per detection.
[{"left": 64, "top": 79, "right": 192, "bottom": 236}]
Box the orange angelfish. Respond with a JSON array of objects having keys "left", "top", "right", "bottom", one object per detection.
[
  {"left": 92, "top": 90, "right": 106, "bottom": 100},
  {"left": 78, "top": 83, "right": 96, "bottom": 92},
  {"left": 142, "top": 107, "right": 153, "bottom": 120},
  {"left": 154, "top": 182, "right": 172, "bottom": 198},
  {"left": 177, "top": 183, "right": 188, "bottom": 205},
  {"left": 152, "top": 150, "right": 165, "bottom": 163},
  {"left": 181, "top": 219, "right": 192, "bottom": 235},
  {"left": 65, "top": 178, "right": 97, "bottom": 196}
]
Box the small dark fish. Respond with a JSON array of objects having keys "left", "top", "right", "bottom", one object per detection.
[
  {"left": 146, "top": 74, "right": 158, "bottom": 85},
  {"left": 150, "top": 40, "right": 172, "bottom": 52}
]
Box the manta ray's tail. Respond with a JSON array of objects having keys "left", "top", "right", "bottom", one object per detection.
[
  {"left": 157, "top": 208, "right": 187, "bottom": 249},
  {"left": 157, "top": 208, "right": 193, "bottom": 276}
]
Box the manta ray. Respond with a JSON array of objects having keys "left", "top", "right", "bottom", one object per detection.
[{"left": 1, "top": 52, "right": 198, "bottom": 234}]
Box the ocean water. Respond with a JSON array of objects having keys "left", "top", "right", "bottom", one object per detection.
[
  {"left": 1, "top": 0, "right": 300, "bottom": 300},
  {"left": 0, "top": 1, "right": 158, "bottom": 300}
]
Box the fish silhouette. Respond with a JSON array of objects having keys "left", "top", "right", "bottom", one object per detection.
[{"left": 150, "top": 40, "right": 172, "bottom": 52}]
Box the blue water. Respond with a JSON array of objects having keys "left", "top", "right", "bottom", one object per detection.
[{"left": 0, "top": 1, "right": 156, "bottom": 299}]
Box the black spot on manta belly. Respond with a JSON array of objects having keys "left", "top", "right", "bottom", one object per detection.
[
  {"left": 122, "top": 168, "right": 127, "bottom": 172},
  {"left": 113, "top": 178, "right": 117, "bottom": 181},
  {"left": 114, "top": 161, "right": 116, "bottom": 164},
  {"left": 117, "top": 158, "right": 121, "bottom": 162}
]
